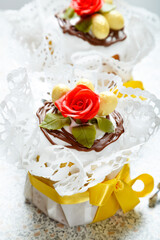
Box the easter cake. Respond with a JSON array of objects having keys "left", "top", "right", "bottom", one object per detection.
[
  {"left": 23, "top": 75, "right": 155, "bottom": 226},
  {"left": 54, "top": 0, "right": 127, "bottom": 62}
]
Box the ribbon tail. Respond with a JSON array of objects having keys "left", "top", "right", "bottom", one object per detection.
[
  {"left": 114, "top": 183, "right": 140, "bottom": 213},
  {"left": 92, "top": 193, "right": 120, "bottom": 223}
]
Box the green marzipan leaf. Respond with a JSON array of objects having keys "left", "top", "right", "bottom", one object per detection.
[
  {"left": 62, "top": 7, "right": 75, "bottom": 19},
  {"left": 96, "top": 117, "right": 115, "bottom": 133},
  {"left": 99, "top": 3, "right": 116, "bottom": 13},
  {"left": 75, "top": 17, "right": 92, "bottom": 33},
  {"left": 72, "top": 125, "right": 96, "bottom": 148},
  {"left": 75, "top": 119, "right": 82, "bottom": 124},
  {"left": 89, "top": 118, "right": 97, "bottom": 124},
  {"left": 39, "top": 113, "right": 71, "bottom": 130}
]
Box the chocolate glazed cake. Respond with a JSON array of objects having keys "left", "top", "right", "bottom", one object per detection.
[{"left": 37, "top": 101, "right": 124, "bottom": 152}]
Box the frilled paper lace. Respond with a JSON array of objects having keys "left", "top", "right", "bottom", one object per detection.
[{"left": 0, "top": 67, "right": 160, "bottom": 196}]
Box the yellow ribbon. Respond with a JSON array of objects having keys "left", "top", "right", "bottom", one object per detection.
[
  {"left": 28, "top": 173, "right": 89, "bottom": 204},
  {"left": 113, "top": 80, "right": 145, "bottom": 100},
  {"left": 123, "top": 79, "right": 144, "bottom": 90},
  {"left": 89, "top": 164, "right": 154, "bottom": 222},
  {"left": 28, "top": 164, "right": 154, "bottom": 223}
]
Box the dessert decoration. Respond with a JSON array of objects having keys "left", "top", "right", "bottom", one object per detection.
[
  {"left": 98, "top": 91, "right": 118, "bottom": 116},
  {"left": 92, "top": 14, "right": 110, "bottom": 40},
  {"left": 55, "top": 0, "right": 126, "bottom": 46},
  {"left": 52, "top": 84, "right": 70, "bottom": 103},
  {"left": 70, "top": 0, "right": 103, "bottom": 16},
  {"left": 103, "top": 10, "right": 124, "bottom": 31},
  {"left": 76, "top": 78, "right": 95, "bottom": 91},
  {"left": 38, "top": 80, "right": 124, "bottom": 150}
]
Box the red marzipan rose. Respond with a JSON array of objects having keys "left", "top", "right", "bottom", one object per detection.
[
  {"left": 70, "top": 0, "right": 103, "bottom": 17},
  {"left": 55, "top": 85, "right": 100, "bottom": 122}
]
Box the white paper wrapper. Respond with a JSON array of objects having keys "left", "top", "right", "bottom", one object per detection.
[
  {"left": 0, "top": 67, "right": 160, "bottom": 196},
  {"left": 3, "top": 0, "right": 159, "bottom": 81},
  {"left": 24, "top": 168, "right": 121, "bottom": 227}
]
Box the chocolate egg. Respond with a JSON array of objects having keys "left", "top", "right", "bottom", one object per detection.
[
  {"left": 92, "top": 14, "right": 110, "bottom": 40},
  {"left": 98, "top": 91, "right": 118, "bottom": 116},
  {"left": 52, "top": 84, "right": 70, "bottom": 103},
  {"left": 104, "top": 0, "right": 113, "bottom": 3},
  {"left": 104, "top": 10, "right": 124, "bottom": 30},
  {"left": 76, "top": 78, "right": 94, "bottom": 91}
]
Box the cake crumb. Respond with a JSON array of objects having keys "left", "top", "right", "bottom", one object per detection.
[
  {"left": 50, "top": 234, "right": 55, "bottom": 237},
  {"left": 57, "top": 223, "right": 64, "bottom": 228},
  {"left": 108, "top": 231, "right": 115, "bottom": 235},
  {"left": 77, "top": 226, "right": 81, "bottom": 232},
  {"left": 34, "top": 231, "right": 41, "bottom": 237},
  {"left": 34, "top": 224, "right": 41, "bottom": 229}
]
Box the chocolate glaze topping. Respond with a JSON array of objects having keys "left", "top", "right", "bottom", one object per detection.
[
  {"left": 37, "top": 101, "right": 124, "bottom": 152},
  {"left": 55, "top": 14, "right": 127, "bottom": 47}
]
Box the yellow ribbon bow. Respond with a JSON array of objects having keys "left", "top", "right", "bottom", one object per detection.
[{"left": 89, "top": 164, "right": 154, "bottom": 223}]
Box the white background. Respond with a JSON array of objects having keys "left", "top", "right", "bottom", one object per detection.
[{"left": 0, "top": 0, "right": 160, "bottom": 16}]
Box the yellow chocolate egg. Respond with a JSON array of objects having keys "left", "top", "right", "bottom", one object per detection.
[
  {"left": 92, "top": 14, "right": 110, "bottom": 40},
  {"left": 104, "top": 0, "right": 113, "bottom": 4},
  {"left": 104, "top": 10, "right": 124, "bottom": 30},
  {"left": 76, "top": 78, "right": 94, "bottom": 91},
  {"left": 98, "top": 91, "right": 118, "bottom": 116},
  {"left": 52, "top": 84, "right": 70, "bottom": 103}
]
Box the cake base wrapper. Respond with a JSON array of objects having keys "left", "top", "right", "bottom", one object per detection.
[
  {"left": 24, "top": 164, "right": 154, "bottom": 227},
  {"left": 25, "top": 167, "right": 121, "bottom": 227},
  {"left": 25, "top": 175, "right": 98, "bottom": 227}
]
